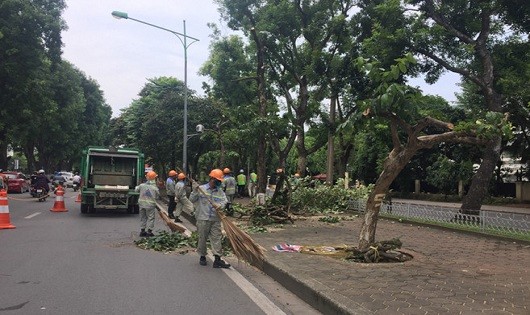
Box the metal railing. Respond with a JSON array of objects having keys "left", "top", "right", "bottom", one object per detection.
[{"left": 347, "top": 199, "right": 530, "bottom": 236}]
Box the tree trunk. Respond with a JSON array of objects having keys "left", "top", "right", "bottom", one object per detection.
[
  {"left": 257, "top": 140, "right": 267, "bottom": 194},
  {"left": 460, "top": 136, "right": 501, "bottom": 214},
  {"left": 0, "top": 133, "right": 7, "bottom": 170},
  {"left": 24, "top": 145, "right": 36, "bottom": 173},
  {"left": 251, "top": 26, "right": 268, "bottom": 194},
  {"left": 337, "top": 136, "right": 352, "bottom": 179},
  {"left": 296, "top": 127, "right": 308, "bottom": 176},
  {"left": 460, "top": 66, "right": 503, "bottom": 213},
  {"left": 326, "top": 97, "right": 336, "bottom": 184},
  {"left": 358, "top": 147, "right": 418, "bottom": 250}
]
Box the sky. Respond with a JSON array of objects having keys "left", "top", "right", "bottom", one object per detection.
[{"left": 61, "top": 0, "right": 461, "bottom": 118}]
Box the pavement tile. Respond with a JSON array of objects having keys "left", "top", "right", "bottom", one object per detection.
[
  {"left": 246, "top": 211, "right": 530, "bottom": 315},
  {"left": 409, "top": 298, "right": 433, "bottom": 307},
  {"left": 382, "top": 300, "right": 412, "bottom": 309},
  {"left": 181, "top": 197, "right": 530, "bottom": 315},
  {"left": 418, "top": 305, "right": 451, "bottom": 313}
]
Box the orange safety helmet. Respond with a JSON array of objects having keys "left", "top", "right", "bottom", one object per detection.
[
  {"left": 146, "top": 171, "right": 157, "bottom": 180},
  {"left": 178, "top": 173, "right": 186, "bottom": 180},
  {"left": 168, "top": 170, "right": 177, "bottom": 177},
  {"left": 223, "top": 168, "right": 231, "bottom": 174},
  {"left": 209, "top": 169, "right": 224, "bottom": 181}
]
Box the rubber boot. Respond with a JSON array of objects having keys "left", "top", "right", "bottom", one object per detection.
[
  {"left": 139, "top": 229, "right": 148, "bottom": 237},
  {"left": 146, "top": 229, "right": 154, "bottom": 237},
  {"left": 213, "top": 255, "right": 230, "bottom": 269},
  {"left": 199, "top": 256, "right": 207, "bottom": 266}
]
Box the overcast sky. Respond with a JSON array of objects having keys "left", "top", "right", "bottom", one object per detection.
[{"left": 61, "top": 0, "right": 460, "bottom": 118}]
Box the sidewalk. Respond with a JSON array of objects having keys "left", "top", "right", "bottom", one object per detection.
[{"left": 180, "top": 196, "right": 530, "bottom": 314}]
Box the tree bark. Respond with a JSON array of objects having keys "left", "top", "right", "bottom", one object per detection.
[
  {"left": 250, "top": 25, "right": 269, "bottom": 194},
  {"left": 296, "top": 121, "right": 308, "bottom": 176},
  {"left": 358, "top": 147, "right": 417, "bottom": 250},
  {"left": 326, "top": 96, "right": 336, "bottom": 184},
  {"left": 460, "top": 136, "right": 501, "bottom": 214},
  {"left": 0, "top": 133, "right": 7, "bottom": 170},
  {"left": 24, "top": 145, "right": 36, "bottom": 173}
]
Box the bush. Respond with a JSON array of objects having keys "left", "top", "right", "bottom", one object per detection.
[{"left": 290, "top": 180, "right": 372, "bottom": 214}]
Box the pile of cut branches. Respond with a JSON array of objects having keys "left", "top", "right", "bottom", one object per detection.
[
  {"left": 249, "top": 204, "right": 294, "bottom": 226},
  {"left": 346, "top": 238, "right": 412, "bottom": 263},
  {"left": 236, "top": 173, "right": 295, "bottom": 226}
]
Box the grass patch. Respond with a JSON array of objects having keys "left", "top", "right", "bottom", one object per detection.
[
  {"left": 381, "top": 213, "right": 530, "bottom": 242},
  {"left": 318, "top": 216, "right": 341, "bottom": 223}
]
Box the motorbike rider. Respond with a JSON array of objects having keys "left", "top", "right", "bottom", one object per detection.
[
  {"left": 34, "top": 170, "right": 50, "bottom": 193},
  {"left": 30, "top": 171, "right": 38, "bottom": 186},
  {"left": 72, "top": 172, "right": 81, "bottom": 188}
]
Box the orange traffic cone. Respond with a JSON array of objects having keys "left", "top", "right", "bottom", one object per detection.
[
  {"left": 75, "top": 193, "right": 81, "bottom": 203},
  {"left": 0, "top": 189, "right": 15, "bottom": 229},
  {"left": 50, "top": 186, "right": 68, "bottom": 212}
]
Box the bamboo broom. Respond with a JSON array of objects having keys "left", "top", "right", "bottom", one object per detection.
[
  {"left": 155, "top": 200, "right": 187, "bottom": 234},
  {"left": 191, "top": 178, "right": 265, "bottom": 268}
]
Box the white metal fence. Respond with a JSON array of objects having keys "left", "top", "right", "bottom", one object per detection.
[{"left": 347, "top": 199, "right": 530, "bottom": 235}]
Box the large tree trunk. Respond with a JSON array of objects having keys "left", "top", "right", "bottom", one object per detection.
[
  {"left": 460, "top": 83, "right": 503, "bottom": 213},
  {"left": 24, "top": 146, "right": 36, "bottom": 173},
  {"left": 358, "top": 147, "right": 418, "bottom": 251},
  {"left": 326, "top": 97, "right": 336, "bottom": 184},
  {"left": 0, "top": 133, "right": 8, "bottom": 170},
  {"left": 251, "top": 25, "right": 268, "bottom": 194},
  {"left": 296, "top": 127, "right": 308, "bottom": 176},
  {"left": 337, "top": 132, "right": 353, "bottom": 179},
  {"left": 460, "top": 136, "right": 501, "bottom": 214}
]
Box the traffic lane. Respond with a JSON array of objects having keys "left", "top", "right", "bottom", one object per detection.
[
  {"left": 4, "top": 192, "right": 48, "bottom": 220},
  {"left": 3, "top": 190, "right": 86, "bottom": 228},
  {"left": 0, "top": 200, "right": 266, "bottom": 314}
]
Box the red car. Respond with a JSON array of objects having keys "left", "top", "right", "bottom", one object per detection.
[{"left": 1, "top": 172, "right": 30, "bottom": 193}]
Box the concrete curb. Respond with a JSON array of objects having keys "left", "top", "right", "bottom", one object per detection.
[
  {"left": 261, "top": 259, "right": 371, "bottom": 315},
  {"left": 172, "top": 197, "right": 367, "bottom": 314},
  {"left": 165, "top": 195, "right": 530, "bottom": 314}
]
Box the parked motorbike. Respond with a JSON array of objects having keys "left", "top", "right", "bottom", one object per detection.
[{"left": 72, "top": 182, "right": 80, "bottom": 192}]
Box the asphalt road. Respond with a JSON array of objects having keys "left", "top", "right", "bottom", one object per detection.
[{"left": 0, "top": 191, "right": 316, "bottom": 315}]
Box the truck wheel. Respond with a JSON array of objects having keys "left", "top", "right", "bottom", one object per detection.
[
  {"left": 81, "top": 204, "right": 88, "bottom": 214},
  {"left": 133, "top": 205, "right": 139, "bottom": 214}
]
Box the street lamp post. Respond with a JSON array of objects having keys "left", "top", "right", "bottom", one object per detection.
[{"left": 111, "top": 11, "right": 199, "bottom": 173}]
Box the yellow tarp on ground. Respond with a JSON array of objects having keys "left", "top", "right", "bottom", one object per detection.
[{"left": 299, "top": 244, "right": 354, "bottom": 259}]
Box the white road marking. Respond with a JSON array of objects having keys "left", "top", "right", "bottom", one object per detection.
[
  {"left": 25, "top": 212, "right": 41, "bottom": 219},
  {"left": 207, "top": 254, "right": 286, "bottom": 315},
  {"left": 156, "top": 202, "right": 285, "bottom": 314}
]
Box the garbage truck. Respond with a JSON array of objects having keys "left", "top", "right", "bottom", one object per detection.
[{"left": 80, "top": 146, "right": 144, "bottom": 214}]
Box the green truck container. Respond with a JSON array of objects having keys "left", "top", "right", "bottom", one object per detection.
[{"left": 80, "top": 146, "right": 145, "bottom": 214}]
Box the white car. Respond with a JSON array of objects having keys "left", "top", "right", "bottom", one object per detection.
[{"left": 58, "top": 171, "right": 74, "bottom": 187}]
